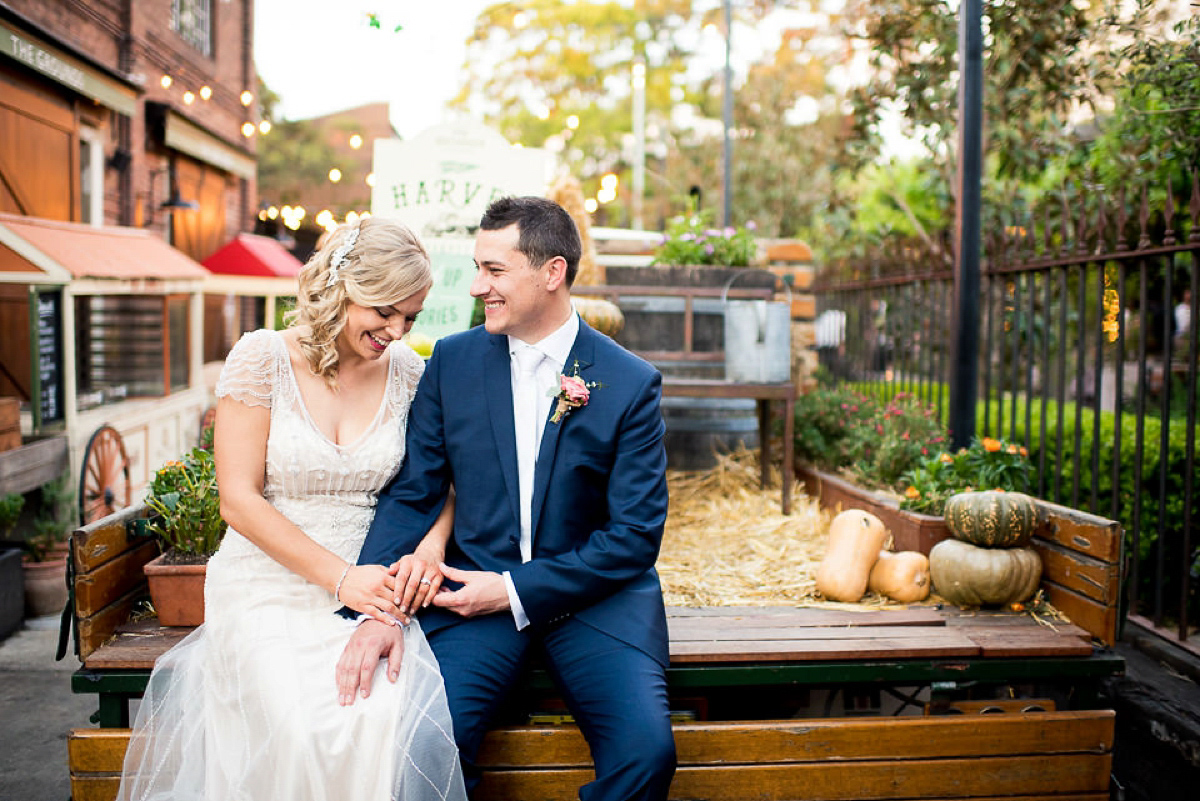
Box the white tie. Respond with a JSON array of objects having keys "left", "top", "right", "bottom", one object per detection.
[{"left": 512, "top": 346, "right": 544, "bottom": 562}]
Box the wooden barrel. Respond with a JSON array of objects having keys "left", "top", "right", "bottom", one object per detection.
[{"left": 660, "top": 396, "right": 758, "bottom": 471}]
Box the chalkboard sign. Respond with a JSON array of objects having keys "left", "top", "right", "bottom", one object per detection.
[{"left": 31, "top": 288, "right": 64, "bottom": 428}]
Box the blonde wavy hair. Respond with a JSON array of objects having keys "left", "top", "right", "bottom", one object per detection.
[{"left": 287, "top": 217, "right": 432, "bottom": 388}]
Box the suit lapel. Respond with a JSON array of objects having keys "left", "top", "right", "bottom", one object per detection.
[
  {"left": 484, "top": 334, "right": 522, "bottom": 527},
  {"left": 531, "top": 321, "right": 597, "bottom": 537}
]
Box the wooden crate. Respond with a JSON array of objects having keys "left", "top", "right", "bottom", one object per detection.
[
  {"left": 0, "top": 397, "right": 19, "bottom": 453},
  {"left": 70, "top": 710, "right": 1115, "bottom": 801}
]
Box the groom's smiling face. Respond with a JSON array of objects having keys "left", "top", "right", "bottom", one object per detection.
[{"left": 472, "top": 224, "right": 560, "bottom": 343}]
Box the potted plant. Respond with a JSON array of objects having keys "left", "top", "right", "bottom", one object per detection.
[
  {"left": 20, "top": 475, "right": 74, "bottom": 618},
  {"left": 142, "top": 446, "right": 226, "bottom": 626}
]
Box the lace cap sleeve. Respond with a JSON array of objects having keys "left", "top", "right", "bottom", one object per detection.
[
  {"left": 215, "top": 329, "right": 279, "bottom": 409},
  {"left": 389, "top": 341, "right": 426, "bottom": 408}
]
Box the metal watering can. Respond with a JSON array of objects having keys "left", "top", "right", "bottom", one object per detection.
[{"left": 722, "top": 270, "right": 792, "bottom": 383}]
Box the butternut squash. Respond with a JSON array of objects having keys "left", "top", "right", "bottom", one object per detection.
[
  {"left": 815, "top": 509, "right": 889, "bottom": 602},
  {"left": 867, "top": 550, "right": 931, "bottom": 602}
]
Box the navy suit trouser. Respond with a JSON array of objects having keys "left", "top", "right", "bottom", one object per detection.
[{"left": 426, "top": 614, "right": 676, "bottom": 801}]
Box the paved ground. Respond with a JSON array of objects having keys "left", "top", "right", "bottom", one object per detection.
[{"left": 0, "top": 618, "right": 97, "bottom": 801}]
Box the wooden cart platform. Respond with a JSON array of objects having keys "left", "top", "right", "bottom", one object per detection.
[{"left": 65, "top": 501, "right": 1125, "bottom": 801}]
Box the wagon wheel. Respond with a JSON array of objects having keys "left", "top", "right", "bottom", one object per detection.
[{"left": 79, "top": 424, "right": 131, "bottom": 524}]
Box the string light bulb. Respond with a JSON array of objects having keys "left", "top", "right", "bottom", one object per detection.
[
  {"left": 258, "top": 120, "right": 272, "bottom": 135},
  {"left": 240, "top": 90, "right": 253, "bottom": 106},
  {"left": 328, "top": 168, "right": 342, "bottom": 183},
  {"left": 349, "top": 134, "right": 363, "bottom": 150},
  {"left": 199, "top": 85, "right": 212, "bottom": 100},
  {"left": 241, "top": 122, "right": 255, "bottom": 138},
  {"left": 160, "top": 75, "right": 173, "bottom": 89},
  {"left": 182, "top": 91, "right": 195, "bottom": 105}
]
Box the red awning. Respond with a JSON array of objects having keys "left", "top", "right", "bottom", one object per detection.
[
  {"left": 202, "top": 233, "right": 303, "bottom": 278},
  {"left": 0, "top": 213, "right": 209, "bottom": 281}
]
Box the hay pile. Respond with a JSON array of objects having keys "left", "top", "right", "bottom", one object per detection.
[{"left": 659, "top": 449, "right": 902, "bottom": 609}]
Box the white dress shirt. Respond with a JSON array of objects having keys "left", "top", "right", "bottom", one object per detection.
[{"left": 503, "top": 312, "right": 580, "bottom": 629}]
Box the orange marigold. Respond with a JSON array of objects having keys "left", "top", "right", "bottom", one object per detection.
[
  {"left": 905, "top": 486, "right": 921, "bottom": 499},
  {"left": 982, "top": 437, "right": 1002, "bottom": 452}
]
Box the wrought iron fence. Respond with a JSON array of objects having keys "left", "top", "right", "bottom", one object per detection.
[{"left": 812, "top": 179, "right": 1199, "bottom": 646}]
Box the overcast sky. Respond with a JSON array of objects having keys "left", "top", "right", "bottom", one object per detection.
[{"left": 254, "top": 1, "right": 492, "bottom": 139}]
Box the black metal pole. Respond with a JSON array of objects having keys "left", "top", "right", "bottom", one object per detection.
[
  {"left": 950, "top": 0, "right": 983, "bottom": 449},
  {"left": 722, "top": 0, "right": 733, "bottom": 227}
]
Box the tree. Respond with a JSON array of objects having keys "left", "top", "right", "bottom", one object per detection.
[
  {"left": 662, "top": 25, "right": 851, "bottom": 237},
  {"left": 451, "top": 1, "right": 790, "bottom": 226},
  {"left": 845, "top": 0, "right": 1104, "bottom": 186},
  {"left": 1084, "top": 3, "right": 1200, "bottom": 202}
]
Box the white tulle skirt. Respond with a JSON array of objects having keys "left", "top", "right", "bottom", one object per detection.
[{"left": 117, "top": 553, "right": 465, "bottom": 801}]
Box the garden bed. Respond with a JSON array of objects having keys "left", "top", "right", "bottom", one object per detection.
[{"left": 795, "top": 465, "right": 952, "bottom": 555}]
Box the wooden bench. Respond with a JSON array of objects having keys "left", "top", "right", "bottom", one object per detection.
[
  {"left": 64, "top": 504, "right": 1124, "bottom": 801},
  {"left": 70, "top": 710, "right": 1115, "bottom": 801}
]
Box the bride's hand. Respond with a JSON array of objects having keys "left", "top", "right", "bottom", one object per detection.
[
  {"left": 388, "top": 551, "right": 444, "bottom": 615},
  {"left": 337, "top": 565, "right": 403, "bottom": 625}
]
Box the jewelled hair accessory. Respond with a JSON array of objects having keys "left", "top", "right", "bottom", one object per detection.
[{"left": 326, "top": 224, "right": 361, "bottom": 288}]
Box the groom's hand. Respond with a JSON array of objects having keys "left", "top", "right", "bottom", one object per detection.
[
  {"left": 336, "top": 619, "right": 405, "bottom": 706},
  {"left": 431, "top": 564, "right": 510, "bottom": 617}
]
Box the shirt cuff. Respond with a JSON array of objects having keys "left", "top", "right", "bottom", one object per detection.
[{"left": 503, "top": 571, "right": 530, "bottom": 630}]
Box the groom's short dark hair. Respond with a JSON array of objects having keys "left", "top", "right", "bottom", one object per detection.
[{"left": 481, "top": 196, "right": 581, "bottom": 287}]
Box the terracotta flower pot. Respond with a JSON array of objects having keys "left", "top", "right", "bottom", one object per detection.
[
  {"left": 22, "top": 556, "right": 68, "bottom": 618},
  {"left": 144, "top": 553, "right": 207, "bottom": 626}
]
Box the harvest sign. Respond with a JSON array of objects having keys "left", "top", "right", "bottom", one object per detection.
[{"left": 371, "top": 122, "right": 548, "bottom": 342}]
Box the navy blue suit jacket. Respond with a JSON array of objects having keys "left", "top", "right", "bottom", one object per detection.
[{"left": 357, "top": 318, "right": 670, "bottom": 667}]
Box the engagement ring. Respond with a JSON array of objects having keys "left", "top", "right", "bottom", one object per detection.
[{"left": 419, "top": 578, "right": 432, "bottom": 585}]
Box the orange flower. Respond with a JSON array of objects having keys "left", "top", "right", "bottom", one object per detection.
[
  {"left": 905, "top": 486, "right": 921, "bottom": 499},
  {"left": 1019, "top": 446, "right": 1028, "bottom": 457},
  {"left": 982, "top": 437, "right": 1002, "bottom": 452},
  {"left": 939, "top": 452, "right": 954, "bottom": 464},
  {"left": 1006, "top": 443, "right": 1019, "bottom": 455}
]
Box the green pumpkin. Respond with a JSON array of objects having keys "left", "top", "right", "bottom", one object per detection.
[
  {"left": 929, "top": 539, "right": 1043, "bottom": 607},
  {"left": 944, "top": 490, "right": 1039, "bottom": 547}
]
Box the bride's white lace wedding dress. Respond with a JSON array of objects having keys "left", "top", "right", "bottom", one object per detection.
[{"left": 118, "top": 329, "right": 466, "bottom": 801}]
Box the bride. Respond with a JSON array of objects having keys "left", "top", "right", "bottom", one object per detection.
[{"left": 118, "top": 218, "right": 467, "bottom": 801}]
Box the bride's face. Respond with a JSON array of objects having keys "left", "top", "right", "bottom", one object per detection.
[{"left": 339, "top": 288, "right": 429, "bottom": 361}]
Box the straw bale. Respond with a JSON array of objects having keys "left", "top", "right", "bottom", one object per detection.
[{"left": 659, "top": 448, "right": 902, "bottom": 609}]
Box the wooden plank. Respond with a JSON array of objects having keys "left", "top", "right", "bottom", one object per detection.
[
  {"left": 83, "top": 623, "right": 190, "bottom": 670},
  {"left": 77, "top": 588, "right": 145, "bottom": 662},
  {"left": 71, "top": 713, "right": 1115, "bottom": 780},
  {"left": 669, "top": 624, "right": 966, "bottom": 644},
  {"left": 477, "top": 754, "right": 1112, "bottom": 801},
  {"left": 1040, "top": 582, "right": 1119, "bottom": 646},
  {"left": 669, "top": 630, "right": 980, "bottom": 662},
  {"left": 69, "top": 728, "right": 131, "bottom": 772},
  {"left": 1033, "top": 500, "right": 1121, "bottom": 563},
  {"left": 963, "top": 626, "right": 1094, "bottom": 658},
  {"left": 1034, "top": 540, "right": 1119, "bottom": 605},
  {"left": 75, "top": 541, "right": 159, "bottom": 618},
  {"left": 72, "top": 504, "right": 155, "bottom": 573},
  {"left": 666, "top": 606, "right": 946, "bottom": 628},
  {"left": 0, "top": 434, "right": 68, "bottom": 496},
  {"left": 67, "top": 777, "right": 119, "bottom": 801},
  {"left": 478, "top": 712, "right": 1114, "bottom": 767},
  {"left": 68, "top": 769, "right": 1109, "bottom": 801}
]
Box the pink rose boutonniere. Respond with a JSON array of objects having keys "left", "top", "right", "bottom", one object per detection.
[{"left": 549, "top": 361, "right": 602, "bottom": 424}]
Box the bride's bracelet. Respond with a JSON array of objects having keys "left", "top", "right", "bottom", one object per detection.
[{"left": 334, "top": 564, "right": 352, "bottom": 602}]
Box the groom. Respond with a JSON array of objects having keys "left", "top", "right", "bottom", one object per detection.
[{"left": 338, "top": 196, "right": 676, "bottom": 800}]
